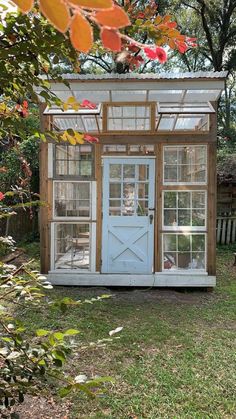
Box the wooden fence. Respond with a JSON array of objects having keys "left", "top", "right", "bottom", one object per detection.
[
  {"left": 217, "top": 214, "right": 236, "bottom": 244},
  {"left": 0, "top": 208, "right": 39, "bottom": 243}
]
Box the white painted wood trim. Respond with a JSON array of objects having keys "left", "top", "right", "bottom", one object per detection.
[
  {"left": 91, "top": 222, "right": 96, "bottom": 272},
  {"left": 91, "top": 181, "right": 97, "bottom": 221},
  {"left": 47, "top": 272, "right": 216, "bottom": 287},
  {"left": 48, "top": 143, "right": 53, "bottom": 178}
]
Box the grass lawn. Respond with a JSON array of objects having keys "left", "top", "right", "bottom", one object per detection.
[{"left": 16, "top": 244, "right": 236, "bottom": 418}]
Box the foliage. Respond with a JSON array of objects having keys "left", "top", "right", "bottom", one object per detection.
[
  {"left": 0, "top": 259, "right": 116, "bottom": 415},
  {"left": 0, "top": 236, "right": 16, "bottom": 258}
]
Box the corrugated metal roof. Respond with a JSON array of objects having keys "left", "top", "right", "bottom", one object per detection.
[{"left": 56, "top": 71, "right": 227, "bottom": 81}]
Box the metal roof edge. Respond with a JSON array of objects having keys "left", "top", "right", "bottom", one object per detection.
[{"left": 43, "top": 71, "right": 228, "bottom": 83}]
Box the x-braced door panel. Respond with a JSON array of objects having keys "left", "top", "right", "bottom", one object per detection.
[{"left": 102, "top": 158, "right": 155, "bottom": 274}]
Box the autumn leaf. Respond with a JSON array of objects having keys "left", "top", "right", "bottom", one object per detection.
[
  {"left": 70, "top": 12, "right": 93, "bottom": 53},
  {"left": 95, "top": 5, "right": 130, "bottom": 29},
  {"left": 39, "top": 0, "right": 70, "bottom": 33},
  {"left": 101, "top": 28, "right": 121, "bottom": 51},
  {"left": 12, "top": 0, "right": 34, "bottom": 13},
  {"left": 68, "top": 0, "right": 113, "bottom": 9}
]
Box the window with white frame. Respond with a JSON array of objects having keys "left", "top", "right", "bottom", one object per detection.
[
  {"left": 163, "top": 233, "right": 206, "bottom": 271},
  {"left": 54, "top": 223, "right": 91, "bottom": 270},
  {"left": 163, "top": 145, "right": 207, "bottom": 184},
  {"left": 54, "top": 181, "right": 91, "bottom": 219},
  {"left": 54, "top": 144, "right": 94, "bottom": 178},
  {"left": 163, "top": 191, "right": 206, "bottom": 230},
  {"left": 107, "top": 104, "right": 151, "bottom": 131}
]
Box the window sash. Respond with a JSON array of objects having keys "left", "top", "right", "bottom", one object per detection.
[
  {"left": 163, "top": 145, "right": 207, "bottom": 185},
  {"left": 162, "top": 233, "right": 206, "bottom": 271},
  {"left": 162, "top": 190, "right": 207, "bottom": 231}
]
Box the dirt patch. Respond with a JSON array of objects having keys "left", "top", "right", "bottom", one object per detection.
[
  {"left": 13, "top": 395, "right": 72, "bottom": 419},
  {"left": 52, "top": 285, "right": 217, "bottom": 306}
]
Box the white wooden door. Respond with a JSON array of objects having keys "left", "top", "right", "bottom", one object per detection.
[{"left": 102, "top": 158, "right": 155, "bottom": 274}]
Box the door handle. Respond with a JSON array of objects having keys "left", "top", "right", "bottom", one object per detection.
[{"left": 149, "top": 214, "right": 154, "bottom": 224}]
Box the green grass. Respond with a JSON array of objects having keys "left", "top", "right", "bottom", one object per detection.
[{"left": 19, "top": 245, "right": 236, "bottom": 418}]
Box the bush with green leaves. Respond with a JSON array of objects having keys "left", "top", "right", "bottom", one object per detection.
[{"left": 0, "top": 261, "right": 115, "bottom": 417}]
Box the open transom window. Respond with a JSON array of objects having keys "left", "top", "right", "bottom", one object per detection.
[{"left": 106, "top": 103, "right": 153, "bottom": 132}]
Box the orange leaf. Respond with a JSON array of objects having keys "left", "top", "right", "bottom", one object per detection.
[
  {"left": 12, "top": 0, "right": 34, "bottom": 13},
  {"left": 95, "top": 5, "right": 130, "bottom": 29},
  {"left": 39, "top": 0, "right": 70, "bottom": 33},
  {"left": 101, "top": 28, "right": 121, "bottom": 51},
  {"left": 162, "top": 14, "right": 171, "bottom": 23},
  {"left": 168, "top": 39, "right": 176, "bottom": 49},
  {"left": 68, "top": 0, "right": 113, "bottom": 9},
  {"left": 70, "top": 12, "right": 93, "bottom": 52}
]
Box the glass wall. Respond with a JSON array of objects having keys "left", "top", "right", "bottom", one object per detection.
[
  {"left": 162, "top": 145, "right": 207, "bottom": 272},
  {"left": 51, "top": 144, "right": 95, "bottom": 271}
]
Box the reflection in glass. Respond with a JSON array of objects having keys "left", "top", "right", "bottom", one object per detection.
[
  {"left": 139, "top": 165, "right": 149, "bottom": 181},
  {"left": 55, "top": 223, "right": 90, "bottom": 270},
  {"left": 110, "top": 164, "right": 121, "bottom": 180},
  {"left": 163, "top": 234, "right": 206, "bottom": 270},
  {"left": 164, "top": 146, "right": 207, "bottom": 184},
  {"left": 54, "top": 182, "right": 90, "bottom": 218},
  {"left": 123, "top": 164, "right": 135, "bottom": 180},
  {"left": 109, "top": 183, "right": 121, "bottom": 198}
]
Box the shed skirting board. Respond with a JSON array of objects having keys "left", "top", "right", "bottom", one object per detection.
[{"left": 47, "top": 272, "right": 216, "bottom": 287}]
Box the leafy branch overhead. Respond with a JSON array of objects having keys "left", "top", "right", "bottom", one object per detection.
[{"left": 12, "top": 0, "right": 196, "bottom": 63}]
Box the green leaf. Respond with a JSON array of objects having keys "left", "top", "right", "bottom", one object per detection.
[
  {"left": 58, "top": 385, "right": 72, "bottom": 398},
  {"left": 52, "top": 349, "right": 66, "bottom": 363},
  {"left": 64, "top": 329, "right": 80, "bottom": 336},
  {"left": 53, "top": 332, "right": 65, "bottom": 340},
  {"left": 36, "top": 329, "right": 50, "bottom": 337}
]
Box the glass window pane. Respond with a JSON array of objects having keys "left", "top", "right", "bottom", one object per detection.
[
  {"left": 139, "top": 165, "right": 149, "bottom": 181},
  {"left": 109, "top": 183, "right": 121, "bottom": 198},
  {"left": 164, "top": 209, "right": 177, "bottom": 226},
  {"left": 164, "top": 235, "right": 177, "bottom": 251},
  {"left": 123, "top": 183, "right": 135, "bottom": 199},
  {"left": 110, "top": 164, "right": 121, "bottom": 180},
  {"left": 164, "top": 165, "right": 177, "bottom": 182},
  {"left": 54, "top": 145, "right": 93, "bottom": 178},
  {"left": 192, "top": 234, "right": 205, "bottom": 251},
  {"left": 192, "top": 192, "right": 205, "bottom": 208},
  {"left": 192, "top": 210, "right": 205, "bottom": 226},
  {"left": 54, "top": 182, "right": 90, "bottom": 218},
  {"left": 109, "top": 199, "right": 121, "bottom": 215},
  {"left": 178, "top": 192, "right": 190, "bottom": 208},
  {"left": 138, "top": 183, "right": 148, "bottom": 199},
  {"left": 55, "top": 223, "right": 90, "bottom": 270},
  {"left": 178, "top": 210, "right": 191, "bottom": 226},
  {"left": 164, "top": 252, "right": 177, "bottom": 269},
  {"left": 56, "top": 160, "right": 67, "bottom": 175},
  {"left": 178, "top": 252, "right": 191, "bottom": 269},
  {"left": 122, "top": 200, "right": 135, "bottom": 215},
  {"left": 164, "top": 192, "right": 177, "bottom": 208},
  {"left": 192, "top": 252, "right": 205, "bottom": 269},
  {"left": 123, "top": 164, "right": 135, "bottom": 180},
  {"left": 178, "top": 235, "right": 190, "bottom": 251},
  {"left": 164, "top": 148, "right": 178, "bottom": 164},
  {"left": 137, "top": 200, "right": 148, "bottom": 216}
]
